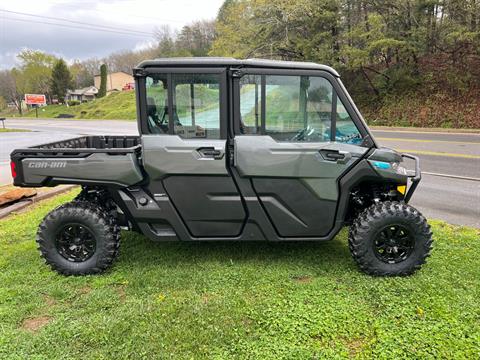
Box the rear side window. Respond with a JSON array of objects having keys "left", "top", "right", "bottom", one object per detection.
[
  {"left": 239, "top": 74, "right": 362, "bottom": 144},
  {"left": 144, "top": 73, "right": 221, "bottom": 139},
  {"left": 172, "top": 74, "right": 220, "bottom": 139},
  {"left": 145, "top": 74, "right": 168, "bottom": 134}
]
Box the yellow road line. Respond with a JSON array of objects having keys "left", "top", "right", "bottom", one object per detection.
[
  {"left": 377, "top": 137, "right": 480, "bottom": 145},
  {"left": 373, "top": 129, "right": 480, "bottom": 136},
  {"left": 395, "top": 149, "right": 480, "bottom": 159}
]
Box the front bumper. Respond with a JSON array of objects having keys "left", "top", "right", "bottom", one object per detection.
[{"left": 401, "top": 153, "right": 421, "bottom": 203}]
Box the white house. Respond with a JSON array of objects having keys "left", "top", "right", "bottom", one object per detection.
[{"left": 66, "top": 86, "right": 98, "bottom": 102}]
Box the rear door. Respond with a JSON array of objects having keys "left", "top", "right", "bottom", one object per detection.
[
  {"left": 233, "top": 69, "right": 370, "bottom": 237},
  {"left": 140, "top": 68, "right": 246, "bottom": 237}
]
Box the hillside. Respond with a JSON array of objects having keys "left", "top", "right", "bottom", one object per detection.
[
  {"left": 23, "top": 91, "right": 137, "bottom": 120},
  {"left": 3, "top": 80, "right": 479, "bottom": 128}
]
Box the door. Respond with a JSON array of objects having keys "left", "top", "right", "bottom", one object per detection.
[
  {"left": 234, "top": 70, "right": 369, "bottom": 237},
  {"left": 141, "top": 68, "right": 246, "bottom": 237}
]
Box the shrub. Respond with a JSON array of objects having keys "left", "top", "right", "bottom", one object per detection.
[{"left": 67, "top": 100, "right": 80, "bottom": 106}]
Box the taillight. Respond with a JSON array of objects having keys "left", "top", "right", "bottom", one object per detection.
[{"left": 10, "top": 161, "right": 17, "bottom": 178}]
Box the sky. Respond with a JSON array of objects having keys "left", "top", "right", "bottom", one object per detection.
[{"left": 0, "top": 0, "right": 224, "bottom": 69}]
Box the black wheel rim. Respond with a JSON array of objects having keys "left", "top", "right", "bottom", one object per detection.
[
  {"left": 373, "top": 224, "right": 414, "bottom": 264},
  {"left": 55, "top": 223, "right": 96, "bottom": 262}
]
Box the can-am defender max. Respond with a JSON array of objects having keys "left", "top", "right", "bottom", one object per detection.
[{"left": 10, "top": 58, "right": 432, "bottom": 276}]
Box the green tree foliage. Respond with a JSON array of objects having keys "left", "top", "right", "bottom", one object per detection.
[
  {"left": 98, "top": 64, "right": 108, "bottom": 98},
  {"left": 211, "top": 0, "right": 480, "bottom": 107},
  {"left": 154, "top": 20, "right": 216, "bottom": 57},
  {"left": 50, "top": 59, "right": 74, "bottom": 103},
  {"left": 6, "top": 49, "right": 58, "bottom": 109},
  {"left": 16, "top": 50, "right": 57, "bottom": 98}
]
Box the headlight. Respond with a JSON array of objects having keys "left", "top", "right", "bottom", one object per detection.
[
  {"left": 391, "top": 162, "right": 407, "bottom": 175},
  {"left": 397, "top": 166, "right": 408, "bottom": 175}
]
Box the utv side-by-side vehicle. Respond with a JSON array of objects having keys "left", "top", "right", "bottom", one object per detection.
[{"left": 10, "top": 58, "right": 432, "bottom": 276}]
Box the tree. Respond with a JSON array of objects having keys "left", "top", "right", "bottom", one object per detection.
[
  {"left": 176, "top": 20, "right": 216, "bottom": 56},
  {"left": 153, "top": 21, "right": 216, "bottom": 58},
  {"left": 0, "top": 96, "right": 6, "bottom": 111},
  {"left": 70, "top": 60, "right": 94, "bottom": 88},
  {"left": 98, "top": 64, "right": 108, "bottom": 98},
  {"left": 50, "top": 59, "right": 74, "bottom": 102},
  {"left": 0, "top": 69, "right": 26, "bottom": 115},
  {"left": 154, "top": 25, "right": 178, "bottom": 57},
  {"left": 72, "top": 58, "right": 102, "bottom": 88},
  {"left": 103, "top": 47, "right": 157, "bottom": 74},
  {"left": 16, "top": 49, "right": 57, "bottom": 102}
]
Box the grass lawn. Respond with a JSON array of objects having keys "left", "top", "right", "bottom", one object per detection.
[
  {"left": 20, "top": 91, "right": 137, "bottom": 120},
  {"left": 0, "top": 191, "right": 478, "bottom": 359}
]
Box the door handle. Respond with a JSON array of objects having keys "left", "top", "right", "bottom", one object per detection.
[
  {"left": 197, "top": 147, "right": 224, "bottom": 160},
  {"left": 325, "top": 152, "right": 345, "bottom": 160},
  {"left": 319, "top": 149, "right": 352, "bottom": 164}
]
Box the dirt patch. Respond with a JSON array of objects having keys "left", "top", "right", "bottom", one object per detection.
[
  {"left": 291, "top": 275, "right": 313, "bottom": 284},
  {"left": 343, "top": 337, "right": 366, "bottom": 358},
  {"left": 21, "top": 316, "right": 51, "bottom": 333},
  {"left": 117, "top": 286, "right": 127, "bottom": 303},
  {"left": 78, "top": 285, "right": 92, "bottom": 295},
  {"left": 201, "top": 293, "right": 218, "bottom": 304},
  {"left": 43, "top": 294, "right": 57, "bottom": 307}
]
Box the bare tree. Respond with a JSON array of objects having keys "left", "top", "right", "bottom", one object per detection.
[
  {"left": 0, "top": 70, "right": 24, "bottom": 114},
  {"left": 176, "top": 20, "right": 216, "bottom": 56}
]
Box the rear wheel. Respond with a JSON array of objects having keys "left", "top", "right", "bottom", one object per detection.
[
  {"left": 348, "top": 201, "right": 432, "bottom": 276},
  {"left": 37, "top": 201, "right": 120, "bottom": 275}
]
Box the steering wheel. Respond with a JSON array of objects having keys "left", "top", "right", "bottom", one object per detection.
[{"left": 291, "top": 125, "right": 323, "bottom": 142}]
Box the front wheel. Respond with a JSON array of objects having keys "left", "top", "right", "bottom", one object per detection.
[
  {"left": 348, "top": 201, "right": 433, "bottom": 276},
  {"left": 37, "top": 201, "right": 120, "bottom": 275}
]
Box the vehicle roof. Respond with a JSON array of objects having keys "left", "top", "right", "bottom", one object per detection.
[{"left": 136, "top": 57, "right": 340, "bottom": 77}]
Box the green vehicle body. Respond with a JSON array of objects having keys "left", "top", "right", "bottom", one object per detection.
[
  {"left": 10, "top": 58, "right": 431, "bottom": 277},
  {"left": 11, "top": 58, "right": 419, "bottom": 242}
]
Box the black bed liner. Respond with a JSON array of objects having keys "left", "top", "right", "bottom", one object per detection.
[
  {"left": 11, "top": 136, "right": 141, "bottom": 158},
  {"left": 31, "top": 135, "right": 140, "bottom": 150}
]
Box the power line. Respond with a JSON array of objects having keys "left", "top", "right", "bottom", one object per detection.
[
  {"left": 2, "top": 17, "right": 151, "bottom": 38},
  {"left": 0, "top": 9, "right": 153, "bottom": 35}
]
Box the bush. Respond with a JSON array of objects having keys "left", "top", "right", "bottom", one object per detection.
[{"left": 67, "top": 100, "right": 80, "bottom": 106}]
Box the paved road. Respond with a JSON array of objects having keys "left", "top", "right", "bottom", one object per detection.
[
  {"left": 373, "top": 130, "right": 480, "bottom": 228},
  {"left": 1, "top": 119, "right": 479, "bottom": 227}
]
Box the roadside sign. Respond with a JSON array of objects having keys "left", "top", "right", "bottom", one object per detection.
[
  {"left": 122, "top": 82, "right": 135, "bottom": 91},
  {"left": 25, "top": 94, "right": 46, "bottom": 105}
]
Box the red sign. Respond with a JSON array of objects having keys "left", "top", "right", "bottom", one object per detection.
[
  {"left": 25, "top": 94, "right": 46, "bottom": 105},
  {"left": 122, "top": 82, "right": 135, "bottom": 91}
]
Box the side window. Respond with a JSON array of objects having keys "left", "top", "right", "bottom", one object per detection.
[
  {"left": 265, "top": 75, "right": 332, "bottom": 142},
  {"left": 238, "top": 74, "right": 362, "bottom": 144},
  {"left": 335, "top": 98, "right": 362, "bottom": 144},
  {"left": 172, "top": 74, "right": 220, "bottom": 139},
  {"left": 239, "top": 75, "right": 262, "bottom": 134},
  {"left": 145, "top": 74, "right": 168, "bottom": 134}
]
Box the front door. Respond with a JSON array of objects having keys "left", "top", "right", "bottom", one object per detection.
[
  {"left": 141, "top": 68, "right": 246, "bottom": 237},
  {"left": 233, "top": 70, "right": 370, "bottom": 237}
]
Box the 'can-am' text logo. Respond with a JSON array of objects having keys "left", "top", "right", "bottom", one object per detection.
[{"left": 28, "top": 161, "right": 67, "bottom": 169}]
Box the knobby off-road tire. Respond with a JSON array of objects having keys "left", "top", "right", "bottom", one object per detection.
[
  {"left": 36, "top": 201, "right": 120, "bottom": 275},
  {"left": 348, "top": 201, "right": 433, "bottom": 276}
]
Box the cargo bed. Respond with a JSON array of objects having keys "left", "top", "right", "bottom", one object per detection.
[{"left": 10, "top": 136, "right": 144, "bottom": 188}]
